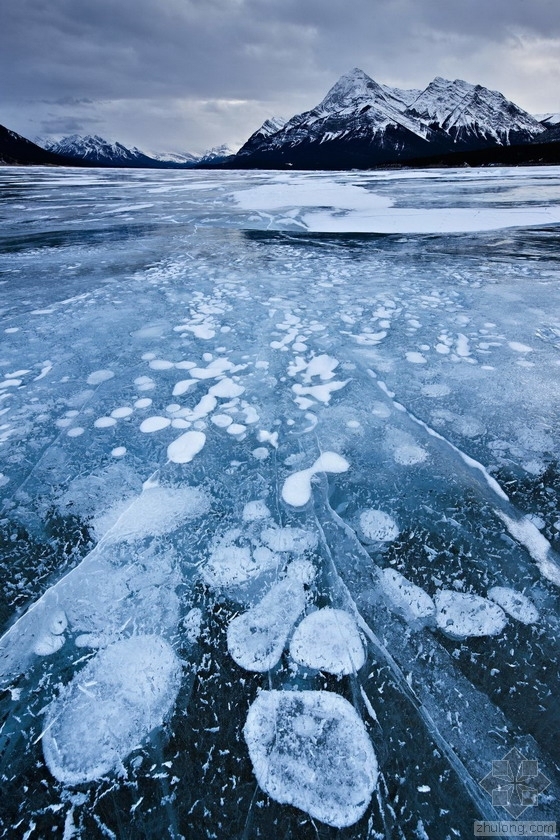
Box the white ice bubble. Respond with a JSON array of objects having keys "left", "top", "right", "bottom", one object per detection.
[
  {"left": 487, "top": 586, "right": 539, "bottom": 625},
  {"left": 149, "top": 359, "right": 175, "bottom": 370},
  {"left": 435, "top": 590, "right": 507, "bottom": 640},
  {"left": 211, "top": 413, "right": 233, "bottom": 428},
  {"left": 208, "top": 378, "right": 245, "bottom": 398},
  {"left": 227, "top": 575, "right": 306, "bottom": 671},
  {"left": 172, "top": 379, "right": 197, "bottom": 397},
  {"left": 252, "top": 447, "right": 269, "bottom": 460},
  {"left": 378, "top": 568, "right": 435, "bottom": 625},
  {"left": 508, "top": 341, "right": 533, "bottom": 353},
  {"left": 282, "top": 451, "right": 349, "bottom": 507},
  {"left": 405, "top": 352, "right": 427, "bottom": 364},
  {"left": 289, "top": 608, "right": 365, "bottom": 675},
  {"left": 94, "top": 417, "right": 117, "bottom": 429},
  {"left": 87, "top": 369, "right": 114, "bottom": 386},
  {"left": 244, "top": 689, "right": 378, "bottom": 828},
  {"left": 42, "top": 635, "right": 181, "bottom": 785},
  {"left": 111, "top": 407, "right": 133, "bottom": 419},
  {"left": 261, "top": 527, "right": 318, "bottom": 554},
  {"left": 226, "top": 423, "right": 246, "bottom": 436},
  {"left": 201, "top": 529, "right": 280, "bottom": 589},
  {"left": 67, "top": 427, "right": 85, "bottom": 438},
  {"left": 134, "top": 398, "right": 152, "bottom": 409},
  {"left": 359, "top": 509, "right": 399, "bottom": 542},
  {"left": 111, "top": 447, "right": 127, "bottom": 458},
  {"left": 392, "top": 443, "right": 428, "bottom": 466},
  {"left": 167, "top": 430, "right": 206, "bottom": 463},
  {"left": 140, "top": 416, "right": 171, "bottom": 433},
  {"left": 242, "top": 500, "right": 271, "bottom": 522}
]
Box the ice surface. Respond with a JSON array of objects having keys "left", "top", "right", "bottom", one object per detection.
[
  {"left": 244, "top": 689, "right": 378, "bottom": 827},
  {"left": 42, "top": 635, "right": 181, "bottom": 785},
  {"left": 1, "top": 166, "right": 560, "bottom": 837},
  {"left": 435, "top": 591, "right": 508, "bottom": 639},
  {"left": 289, "top": 607, "right": 366, "bottom": 675}
]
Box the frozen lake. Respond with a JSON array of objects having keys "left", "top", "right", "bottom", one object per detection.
[{"left": 0, "top": 166, "right": 559, "bottom": 838}]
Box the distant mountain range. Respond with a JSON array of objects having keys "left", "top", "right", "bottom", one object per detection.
[
  {"left": 226, "top": 68, "right": 560, "bottom": 169},
  {"left": 1, "top": 69, "right": 559, "bottom": 170}
]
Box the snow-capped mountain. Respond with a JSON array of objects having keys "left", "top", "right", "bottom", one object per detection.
[
  {"left": 38, "top": 134, "right": 161, "bottom": 167},
  {"left": 232, "top": 68, "right": 546, "bottom": 169},
  {"left": 198, "top": 144, "right": 238, "bottom": 164},
  {"left": 148, "top": 150, "right": 199, "bottom": 165}
]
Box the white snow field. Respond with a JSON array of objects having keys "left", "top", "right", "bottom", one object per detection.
[{"left": 0, "top": 166, "right": 559, "bottom": 838}]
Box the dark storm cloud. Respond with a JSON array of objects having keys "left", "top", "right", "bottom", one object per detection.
[
  {"left": 4, "top": 0, "right": 559, "bottom": 101},
  {"left": 2, "top": 0, "right": 559, "bottom": 149}
]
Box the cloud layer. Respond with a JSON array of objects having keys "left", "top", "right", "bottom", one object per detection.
[{"left": 3, "top": 0, "right": 559, "bottom": 152}]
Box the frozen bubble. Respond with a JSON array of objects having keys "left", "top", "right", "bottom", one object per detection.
[
  {"left": 172, "top": 379, "right": 197, "bottom": 397},
  {"left": 167, "top": 430, "right": 206, "bottom": 463},
  {"left": 359, "top": 509, "right": 399, "bottom": 542},
  {"left": 290, "top": 608, "right": 365, "bottom": 675},
  {"left": 105, "top": 485, "right": 210, "bottom": 542},
  {"left": 393, "top": 443, "right": 428, "bottom": 466},
  {"left": 67, "top": 427, "right": 85, "bottom": 437},
  {"left": 208, "top": 378, "right": 245, "bottom": 398},
  {"left": 111, "top": 407, "right": 133, "bottom": 419},
  {"left": 508, "top": 341, "right": 533, "bottom": 353},
  {"left": 42, "top": 636, "right": 181, "bottom": 785},
  {"left": 252, "top": 447, "right": 269, "bottom": 460},
  {"left": 435, "top": 590, "right": 507, "bottom": 640},
  {"left": 211, "top": 413, "right": 233, "bottom": 428},
  {"left": 242, "top": 500, "right": 271, "bottom": 522},
  {"left": 202, "top": 529, "right": 280, "bottom": 589},
  {"left": 487, "top": 586, "right": 539, "bottom": 625},
  {"left": 405, "top": 352, "right": 427, "bottom": 364},
  {"left": 33, "top": 633, "right": 65, "bottom": 656},
  {"left": 227, "top": 576, "right": 306, "bottom": 671},
  {"left": 282, "top": 452, "right": 349, "bottom": 508},
  {"left": 261, "top": 527, "right": 318, "bottom": 554},
  {"left": 421, "top": 383, "right": 450, "bottom": 398},
  {"left": 48, "top": 610, "right": 68, "bottom": 635},
  {"left": 226, "top": 423, "right": 246, "bottom": 436},
  {"left": 87, "top": 369, "right": 114, "bottom": 386},
  {"left": 111, "top": 447, "right": 127, "bottom": 458},
  {"left": 140, "top": 416, "right": 171, "bottom": 433},
  {"left": 94, "top": 417, "right": 117, "bottom": 429},
  {"left": 244, "top": 690, "right": 378, "bottom": 828},
  {"left": 134, "top": 398, "right": 152, "bottom": 409},
  {"left": 378, "top": 569, "right": 435, "bottom": 625},
  {"left": 149, "top": 359, "right": 175, "bottom": 370}
]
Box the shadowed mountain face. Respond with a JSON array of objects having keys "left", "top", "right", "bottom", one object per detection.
[
  {"left": 0, "top": 125, "right": 79, "bottom": 166},
  {"left": 228, "top": 68, "right": 553, "bottom": 170}
]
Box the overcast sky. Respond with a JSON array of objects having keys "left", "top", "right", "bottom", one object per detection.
[{"left": 2, "top": 0, "right": 559, "bottom": 154}]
